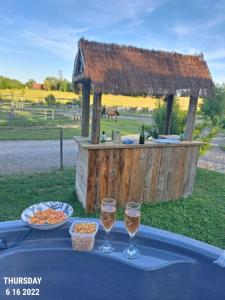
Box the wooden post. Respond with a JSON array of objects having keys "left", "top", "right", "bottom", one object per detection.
[
  {"left": 60, "top": 129, "right": 63, "bottom": 170},
  {"left": 81, "top": 80, "right": 91, "bottom": 137},
  {"left": 164, "top": 94, "right": 174, "bottom": 134},
  {"left": 185, "top": 94, "right": 198, "bottom": 141},
  {"left": 91, "top": 91, "right": 102, "bottom": 144}
]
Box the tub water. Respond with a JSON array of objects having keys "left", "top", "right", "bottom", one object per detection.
[{"left": 0, "top": 218, "right": 224, "bottom": 300}]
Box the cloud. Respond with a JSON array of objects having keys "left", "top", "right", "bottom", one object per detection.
[
  {"left": 0, "top": 45, "right": 36, "bottom": 56},
  {"left": 204, "top": 49, "right": 225, "bottom": 61},
  {"left": 208, "top": 61, "right": 225, "bottom": 70},
  {"left": 62, "top": 0, "right": 166, "bottom": 29},
  {"left": 20, "top": 25, "right": 87, "bottom": 60},
  {"left": 16, "top": 1, "right": 167, "bottom": 59},
  {"left": 171, "top": 14, "right": 225, "bottom": 39}
]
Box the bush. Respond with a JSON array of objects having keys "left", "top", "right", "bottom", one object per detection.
[
  {"left": 44, "top": 94, "right": 56, "bottom": 105},
  {"left": 199, "top": 127, "right": 219, "bottom": 156},
  {"left": 201, "top": 83, "right": 225, "bottom": 121},
  {"left": 221, "top": 118, "right": 225, "bottom": 129},
  {"left": 152, "top": 100, "right": 186, "bottom": 134},
  {"left": 211, "top": 115, "right": 221, "bottom": 126}
]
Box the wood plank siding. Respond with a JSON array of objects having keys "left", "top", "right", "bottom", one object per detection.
[{"left": 75, "top": 138, "right": 202, "bottom": 212}]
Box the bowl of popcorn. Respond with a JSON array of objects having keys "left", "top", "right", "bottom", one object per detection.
[
  {"left": 21, "top": 201, "right": 73, "bottom": 230},
  {"left": 69, "top": 221, "right": 98, "bottom": 251}
]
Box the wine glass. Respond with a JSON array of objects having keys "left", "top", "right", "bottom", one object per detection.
[
  {"left": 123, "top": 202, "right": 141, "bottom": 259},
  {"left": 99, "top": 198, "right": 116, "bottom": 253}
]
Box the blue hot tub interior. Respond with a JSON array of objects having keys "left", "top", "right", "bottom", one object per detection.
[{"left": 0, "top": 218, "right": 224, "bottom": 300}]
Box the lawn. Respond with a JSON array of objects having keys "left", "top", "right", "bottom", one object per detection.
[
  {"left": 0, "top": 167, "right": 224, "bottom": 248},
  {"left": 0, "top": 118, "right": 149, "bottom": 140}
]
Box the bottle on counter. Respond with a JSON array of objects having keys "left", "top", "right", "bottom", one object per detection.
[
  {"left": 111, "top": 130, "right": 114, "bottom": 141},
  {"left": 101, "top": 131, "right": 106, "bottom": 143},
  {"left": 113, "top": 130, "right": 121, "bottom": 143},
  {"left": 180, "top": 131, "right": 185, "bottom": 141},
  {"left": 152, "top": 127, "right": 158, "bottom": 139},
  {"left": 139, "top": 125, "right": 145, "bottom": 144}
]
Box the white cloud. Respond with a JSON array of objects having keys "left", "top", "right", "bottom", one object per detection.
[
  {"left": 204, "top": 49, "right": 225, "bottom": 61},
  {"left": 20, "top": 25, "right": 87, "bottom": 60},
  {"left": 171, "top": 14, "right": 225, "bottom": 39},
  {"left": 64, "top": 0, "right": 166, "bottom": 29}
]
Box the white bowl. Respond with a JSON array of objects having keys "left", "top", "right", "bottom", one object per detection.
[{"left": 21, "top": 201, "right": 73, "bottom": 230}]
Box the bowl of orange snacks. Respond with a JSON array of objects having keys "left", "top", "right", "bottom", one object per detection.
[{"left": 21, "top": 201, "right": 73, "bottom": 230}]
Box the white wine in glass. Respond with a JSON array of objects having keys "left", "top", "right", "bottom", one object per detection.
[
  {"left": 99, "top": 198, "right": 116, "bottom": 253},
  {"left": 123, "top": 202, "right": 141, "bottom": 259}
]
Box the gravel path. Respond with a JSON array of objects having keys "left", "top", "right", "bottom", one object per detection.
[
  {"left": 197, "top": 133, "right": 225, "bottom": 173},
  {"left": 1, "top": 133, "right": 224, "bottom": 175},
  {"left": 0, "top": 140, "right": 77, "bottom": 175}
]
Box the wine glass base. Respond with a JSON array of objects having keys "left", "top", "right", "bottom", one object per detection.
[
  {"left": 123, "top": 247, "right": 140, "bottom": 259},
  {"left": 98, "top": 244, "right": 114, "bottom": 253}
]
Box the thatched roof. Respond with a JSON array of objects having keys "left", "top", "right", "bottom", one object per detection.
[{"left": 72, "top": 38, "right": 213, "bottom": 97}]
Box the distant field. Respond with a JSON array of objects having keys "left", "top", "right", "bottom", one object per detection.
[
  {"left": 0, "top": 89, "right": 203, "bottom": 110},
  {"left": 0, "top": 119, "right": 148, "bottom": 140}
]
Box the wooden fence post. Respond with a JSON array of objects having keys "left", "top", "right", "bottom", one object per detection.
[
  {"left": 91, "top": 91, "right": 102, "bottom": 144},
  {"left": 60, "top": 129, "right": 63, "bottom": 170}
]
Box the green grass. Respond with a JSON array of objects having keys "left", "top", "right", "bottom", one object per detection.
[
  {"left": 0, "top": 168, "right": 224, "bottom": 248},
  {"left": 221, "top": 145, "right": 225, "bottom": 151},
  {"left": 0, "top": 127, "right": 80, "bottom": 140},
  {"left": 0, "top": 119, "right": 148, "bottom": 140}
]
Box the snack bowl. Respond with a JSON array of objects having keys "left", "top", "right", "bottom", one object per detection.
[
  {"left": 69, "top": 221, "right": 98, "bottom": 251},
  {"left": 21, "top": 201, "right": 73, "bottom": 230}
]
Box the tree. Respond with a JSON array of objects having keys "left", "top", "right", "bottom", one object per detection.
[
  {"left": 0, "top": 76, "right": 23, "bottom": 89},
  {"left": 43, "top": 77, "right": 59, "bottom": 90},
  {"left": 25, "top": 79, "right": 36, "bottom": 89},
  {"left": 153, "top": 99, "right": 186, "bottom": 134},
  {"left": 45, "top": 94, "right": 56, "bottom": 105},
  {"left": 59, "top": 79, "right": 72, "bottom": 92},
  {"left": 57, "top": 70, "right": 63, "bottom": 81},
  {"left": 201, "top": 83, "right": 225, "bottom": 123}
]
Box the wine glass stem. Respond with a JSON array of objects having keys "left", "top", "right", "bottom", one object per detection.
[
  {"left": 105, "top": 230, "right": 110, "bottom": 245},
  {"left": 129, "top": 235, "right": 135, "bottom": 251}
]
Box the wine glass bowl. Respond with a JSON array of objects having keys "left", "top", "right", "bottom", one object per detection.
[
  {"left": 123, "top": 202, "right": 141, "bottom": 259},
  {"left": 99, "top": 198, "right": 116, "bottom": 253}
]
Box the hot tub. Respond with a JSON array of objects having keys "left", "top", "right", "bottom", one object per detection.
[{"left": 0, "top": 218, "right": 224, "bottom": 300}]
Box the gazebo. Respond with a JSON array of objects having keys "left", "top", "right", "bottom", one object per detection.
[
  {"left": 73, "top": 38, "right": 213, "bottom": 143},
  {"left": 72, "top": 39, "right": 213, "bottom": 212}
]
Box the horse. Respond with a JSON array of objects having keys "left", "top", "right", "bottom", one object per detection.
[{"left": 107, "top": 108, "right": 120, "bottom": 121}]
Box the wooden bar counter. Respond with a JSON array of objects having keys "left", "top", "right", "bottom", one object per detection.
[{"left": 74, "top": 136, "right": 203, "bottom": 212}]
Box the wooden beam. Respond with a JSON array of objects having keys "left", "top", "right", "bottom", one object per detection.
[
  {"left": 81, "top": 80, "right": 91, "bottom": 137},
  {"left": 91, "top": 91, "right": 102, "bottom": 144},
  {"left": 164, "top": 94, "right": 174, "bottom": 134},
  {"left": 185, "top": 94, "right": 198, "bottom": 141}
]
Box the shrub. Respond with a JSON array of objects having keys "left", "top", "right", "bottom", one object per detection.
[
  {"left": 221, "top": 118, "right": 225, "bottom": 129},
  {"left": 152, "top": 100, "right": 186, "bottom": 134},
  {"left": 201, "top": 83, "right": 225, "bottom": 121},
  {"left": 211, "top": 115, "right": 221, "bottom": 126},
  {"left": 44, "top": 94, "right": 56, "bottom": 105},
  {"left": 199, "top": 127, "right": 219, "bottom": 156}
]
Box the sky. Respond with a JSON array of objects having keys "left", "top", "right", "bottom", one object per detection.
[{"left": 0, "top": 0, "right": 225, "bottom": 83}]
